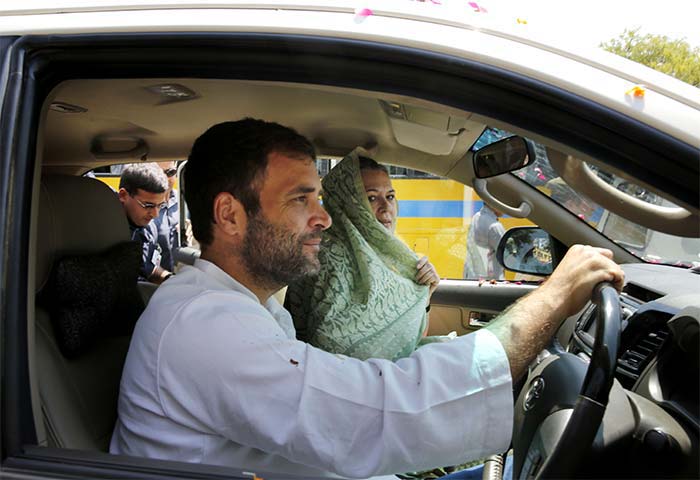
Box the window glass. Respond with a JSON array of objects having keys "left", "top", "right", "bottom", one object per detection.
[
  {"left": 374, "top": 162, "right": 534, "bottom": 281},
  {"left": 341, "top": 128, "right": 544, "bottom": 282},
  {"left": 514, "top": 149, "right": 700, "bottom": 267},
  {"left": 316, "top": 158, "right": 332, "bottom": 177},
  {"left": 472, "top": 126, "right": 511, "bottom": 151}
]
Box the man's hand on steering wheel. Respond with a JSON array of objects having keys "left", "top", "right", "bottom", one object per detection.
[
  {"left": 486, "top": 245, "right": 624, "bottom": 381},
  {"left": 542, "top": 245, "right": 625, "bottom": 317}
]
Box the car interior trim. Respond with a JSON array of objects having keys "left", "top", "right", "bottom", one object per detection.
[{"left": 12, "top": 31, "right": 699, "bottom": 209}]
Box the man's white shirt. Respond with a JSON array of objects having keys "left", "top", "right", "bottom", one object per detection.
[{"left": 111, "top": 259, "right": 513, "bottom": 478}]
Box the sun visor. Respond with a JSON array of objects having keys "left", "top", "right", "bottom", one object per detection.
[{"left": 381, "top": 100, "right": 482, "bottom": 155}]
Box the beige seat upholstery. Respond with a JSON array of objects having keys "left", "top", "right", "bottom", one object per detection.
[{"left": 35, "top": 175, "right": 137, "bottom": 451}]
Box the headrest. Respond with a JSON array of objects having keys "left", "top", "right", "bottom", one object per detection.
[{"left": 36, "top": 175, "right": 130, "bottom": 293}]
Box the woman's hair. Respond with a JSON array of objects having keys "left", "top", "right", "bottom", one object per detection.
[{"left": 358, "top": 156, "right": 389, "bottom": 174}]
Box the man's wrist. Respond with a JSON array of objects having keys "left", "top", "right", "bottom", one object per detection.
[
  {"left": 149, "top": 266, "right": 173, "bottom": 284},
  {"left": 525, "top": 280, "right": 571, "bottom": 325}
]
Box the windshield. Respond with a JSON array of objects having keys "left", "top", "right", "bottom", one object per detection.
[{"left": 475, "top": 129, "right": 700, "bottom": 267}]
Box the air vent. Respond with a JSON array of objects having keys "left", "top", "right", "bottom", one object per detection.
[{"left": 618, "top": 326, "right": 670, "bottom": 378}]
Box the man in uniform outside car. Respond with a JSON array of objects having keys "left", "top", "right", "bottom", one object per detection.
[
  {"left": 154, "top": 161, "right": 180, "bottom": 273},
  {"left": 464, "top": 203, "right": 506, "bottom": 280},
  {"left": 118, "top": 163, "right": 174, "bottom": 284}
]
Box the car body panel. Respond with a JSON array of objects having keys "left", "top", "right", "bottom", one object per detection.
[{"left": 0, "top": 3, "right": 698, "bottom": 146}]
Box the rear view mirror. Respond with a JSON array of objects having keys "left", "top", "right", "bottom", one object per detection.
[
  {"left": 473, "top": 136, "right": 535, "bottom": 178},
  {"left": 496, "top": 227, "right": 566, "bottom": 276}
]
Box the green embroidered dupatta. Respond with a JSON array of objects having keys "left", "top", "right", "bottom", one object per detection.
[{"left": 286, "top": 148, "right": 429, "bottom": 361}]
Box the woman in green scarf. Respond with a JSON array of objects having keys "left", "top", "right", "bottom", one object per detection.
[{"left": 286, "top": 148, "right": 440, "bottom": 361}]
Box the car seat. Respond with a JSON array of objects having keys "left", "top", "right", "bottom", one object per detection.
[{"left": 34, "top": 175, "right": 147, "bottom": 451}]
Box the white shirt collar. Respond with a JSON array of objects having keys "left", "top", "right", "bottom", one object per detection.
[
  {"left": 192, "top": 258, "right": 294, "bottom": 337},
  {"left": 193, "top": 258, "right": 258, "bottom": 300}
]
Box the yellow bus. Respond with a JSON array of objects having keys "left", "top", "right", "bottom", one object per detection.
[{"left": 391, "top": 176, "right": 532, "bottom": 279}]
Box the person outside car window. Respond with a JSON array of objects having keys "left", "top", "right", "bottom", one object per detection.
[
  {"left": 154, "top": 161, "right": 180, "bottom": 272},
  {"left": 464, "top": 203, "right": 506, "bottom": 280},
  {"left": 117, "top": 163, "right": 174, "bottom": 284}
]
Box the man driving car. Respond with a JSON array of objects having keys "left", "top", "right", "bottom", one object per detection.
[{"left": 111, "top": 118, "right": 624, "bottom": 479}]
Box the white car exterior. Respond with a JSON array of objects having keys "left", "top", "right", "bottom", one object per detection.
[{"left": 0, "top": 1, "right": 698, "bottom": 147}]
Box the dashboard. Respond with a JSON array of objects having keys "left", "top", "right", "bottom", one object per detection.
[{"left": 561, "top": 263, "right": 699, "bottom": 478}]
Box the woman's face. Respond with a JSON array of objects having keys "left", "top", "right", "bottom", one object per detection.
[{"left": 360, "top": 168, "right": 397, "bottom": 233}]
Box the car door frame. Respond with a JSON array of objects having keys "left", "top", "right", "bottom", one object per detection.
[{"left": 0, "top": 34, "right": 43, "bottom": 464}]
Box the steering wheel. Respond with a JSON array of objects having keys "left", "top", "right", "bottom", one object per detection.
[{"left": 511, "top": 283, "right": 621, "bottom": 479}]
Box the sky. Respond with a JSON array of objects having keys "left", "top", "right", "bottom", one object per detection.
[{"left": 484, "top": 0, "right": 700, "bottom": 49}]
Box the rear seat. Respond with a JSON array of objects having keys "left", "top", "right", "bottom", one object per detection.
[{"left": 34, "top": 175, "right": 153, "bottom": 451}]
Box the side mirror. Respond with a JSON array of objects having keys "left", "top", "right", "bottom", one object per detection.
[
  {"left": 496, "top": 227, "right": 566, "bottom": 276},
  {"left": 473, "top": 136, "right": 535, "bottom": 178}
]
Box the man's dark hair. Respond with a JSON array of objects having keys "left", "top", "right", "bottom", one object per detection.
[
  {"left": 184, "top": 118, "right": 316, "bottom": 246},
  {"left": 358, "top": 156, "right": 389, "bottom": 174},
  {"left": 119, "top": 163, "right": 169, "bottom": 194}
]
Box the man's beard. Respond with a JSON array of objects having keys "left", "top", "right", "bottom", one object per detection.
[{"left": 241, "top": 212, "right": 323, "bottom": 290}]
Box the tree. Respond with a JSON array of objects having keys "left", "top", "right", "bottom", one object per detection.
[{"left": 601, "top": 28, "right": 700, "bottom": 87}]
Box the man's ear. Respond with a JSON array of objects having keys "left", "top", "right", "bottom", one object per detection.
[
  {"left": 212, "top": 192, "right": 246, "bottom": 240},
  {"left": 117, "top": 188, "right": 128, "bottom": 204}
]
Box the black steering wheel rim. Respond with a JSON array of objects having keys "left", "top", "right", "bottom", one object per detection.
[{"left": 513, "top": 283, "right": 621, "bottom": 479}]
